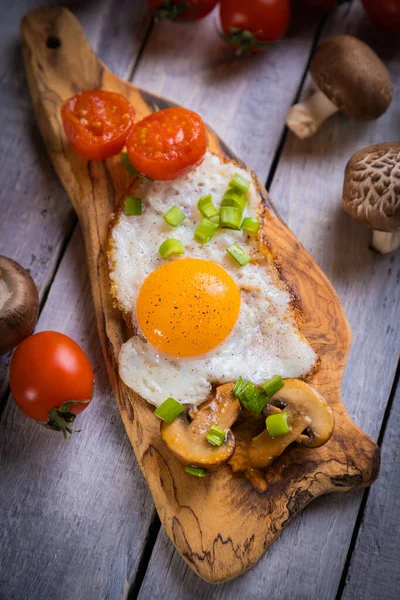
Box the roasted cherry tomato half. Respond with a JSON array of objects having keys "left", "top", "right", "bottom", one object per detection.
[
  {"left": 148, "top": 0, "right": 218, "bottom": 22},
  {"left": 126, "top": 107, "right": 207, "bottom": 181},
  {"left": 61, "top": 90, "right": 136, "bottom": 161},
  {"left": 220, "top": 0, "right": 291, "bottom": 55},
  {"left": 10, "top": 331, "right": 95, "bottom": 438},
  {"left": 361, "top": 0, "right": 400, "bottom": 34}
]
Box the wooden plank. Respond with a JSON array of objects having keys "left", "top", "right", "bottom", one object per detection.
[
  {"left": 0, "top": 226, "right": 157, "bottom": 600},
  {"left": 137, "top": 3, "right": 400, "bottom": 597},
  {"left": 0, "top": 0, "right": 152, "bottom": 398},
  {"left": 341, "top": 371, "right": 400, "bottom": 600}
]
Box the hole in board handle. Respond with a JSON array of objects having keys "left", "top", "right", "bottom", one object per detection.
[{"left": 46, "top": 37, "right": 61, "bottom": 49}]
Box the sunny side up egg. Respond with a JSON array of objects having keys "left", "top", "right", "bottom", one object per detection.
[{"left": 108, "top": 152, "right": 317, "bottom": 407}]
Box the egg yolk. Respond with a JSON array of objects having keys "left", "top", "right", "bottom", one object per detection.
[{"left": 136, "top": 258, "right": 241, "bottom": 358}]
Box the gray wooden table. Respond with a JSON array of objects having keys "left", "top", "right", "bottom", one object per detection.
[{"left": 1, "top": 1, "right": 399, "bottom": 598}]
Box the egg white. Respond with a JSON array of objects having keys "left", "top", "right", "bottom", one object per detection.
[{"left": 109, "top": 152, "right": 317, "bottom": 407}]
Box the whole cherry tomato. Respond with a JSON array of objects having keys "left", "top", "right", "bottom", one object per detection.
[
  {"left": 126, "top": 107, "right": 207, "bottom": 181},
  {"left": 61, "top": 90, "right": 136, "bottom": 161},
  {"left": 10, "top": 331, "right": 94, "bottom": 438},
  {"left": 148, "top": 0, "right": 218, "bottom": 21},
  {"left": 361, "top": 0, "right": 400, "bottom": 34},
  {"left": 220, "top": 0, "right": 291, "bottom": 55}
]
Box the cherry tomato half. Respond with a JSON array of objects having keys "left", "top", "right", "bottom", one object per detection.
[
  {"left": 61, "top": 90, "right": 136, "bottom": 161},
  {"left": 126, "top": 107, "right": 207, "bottom": 181},
  {"left": 361, "top": 0, "right": 400, "bottom": 34},
  {"left": 10, "top": 331, "right": 94, "bottom": 437},
  {"left": 220, "top": 0, "right": 291, "bottom": 55},
  {"left": 149, "top": 0, "right": 218, "bottom": 21}
]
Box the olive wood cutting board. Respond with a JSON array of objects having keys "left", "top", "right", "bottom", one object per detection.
[{"left": 21, "top": 6, "right": 380, "bottom": 584}]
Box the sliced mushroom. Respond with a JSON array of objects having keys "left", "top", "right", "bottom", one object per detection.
[
  {"left": 161, "top": 383, "right": 240, "bottom": 469},
  {"left": 286, "top": 36, "right": 393, "bottom": 139},
  {"left": 343, "top": 143, "right": 400, "bottom": 253},
  {"left": 0, "top": 256, "right": 39, "bottom": 355}
]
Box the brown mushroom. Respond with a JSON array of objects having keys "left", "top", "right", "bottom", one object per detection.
[
  {"left": 247, "top": 379, "right": 333, "bottom": 470},
  {"left": 161, "top": 383, "right": 240, "bottom": 469},
  {"left": 343, "top": 143, "right": 400, "bottom": 253},
  {"left": 0, "top": 256, "right": 39, "bottom": 355},
  {"left": 286, "top": 36, "right": 393, "bottom": 139}
]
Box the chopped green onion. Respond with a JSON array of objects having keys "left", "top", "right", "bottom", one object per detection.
[
  {"left": 266, "top": 412, "right": 290, "bottom": 437},
  {"left": 159, "top": 238, "right": 185, "bottom": 259},
  {"left": 205, "top": 424, "right": 226, "bottom": 447},
  {"left": 226, "top": 243, "right": 251, "bottom": 266},
  {"left": 220, "top": 206, "right": 242, "bottom": 230},
  {"left": 241, "top": 217, "right": 260, "bottom": 233},
  {"left": 185, "top": 466, "right": 208, "bottom": 478},
  {"left": 260, "top": 375, "right": 285, "bottom": 397},
  {"left": 125, "top": 196, "right": 142, "bottom": 216},
  {"left": 154, "top": 397, "right": 185, "bottom": 424},
  {"left": 229, "top": 172, "right": 251, "bottom": 193},
  {"left": 163, "top": 206, "right": 186, "bottom": 227},
  {"left": 194, "top": 219, "right": 219, "bottom": 244},
  {"left": 221, "top": 189, "right": 246, "bottom": 211},
  {"left": 233, "top": 378, "right": 268, "bottom": 415},
  {"left": 120, "top": 152, "right": 152, "bottom": 181},
  {"left": 198, "top": 194, "right": 219, "bottom": 219}
]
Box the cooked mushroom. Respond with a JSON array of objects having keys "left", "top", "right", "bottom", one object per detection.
[
  {"left": 247, "top": 379, "right": 334, "bottom": 470},
  {"left": 0, "top": 256, "right": 39, "bottom": 355},
  {"left": 286, "top": 35, "right": 393, "bottom": 139},
  {"left": 343, "top": 143, "right": 400, "bottom": 253},
  {"left": 161, "top": 383, "right": 240, "bottom": 469}
]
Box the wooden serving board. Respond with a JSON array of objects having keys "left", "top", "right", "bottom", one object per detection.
[{"left": 21, "top": 6, "right": 380, "bottom": 584}]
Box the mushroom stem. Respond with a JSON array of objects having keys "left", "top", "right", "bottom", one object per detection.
[
  {"left": 285, "top": 88, "right": 339, "bottom": 139},
  {"left": 371, "top": 230, "right": 400, "bottom": 254}
]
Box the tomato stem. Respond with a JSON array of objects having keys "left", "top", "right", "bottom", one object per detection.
[
  {"left": 153, "top": 1, "right": 190, "bottom": 22},
  {"left": 221, "top": 28, "right": 274, "bottom": 57},
  {"left": 42, "top": 399, "right": 90, "bottom": 440}
]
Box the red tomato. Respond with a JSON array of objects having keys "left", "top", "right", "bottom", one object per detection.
[
  {"left": 219, "top": 0, "right": 290, "bottom": 55},
  {"left": 10, "top": 331, "right": 94, "bottom": 437},
  {"left": 126, "top": 108, "right": 207, "bottom": 181},
  {"left": 361, "top": 0, "right": 400, "bottom": 34},
  {"left": 61, "top": 90, "right": 135, "bottom": 161},
  {"left": 148, "top": 0, "right": 218, "bottom": 21}
]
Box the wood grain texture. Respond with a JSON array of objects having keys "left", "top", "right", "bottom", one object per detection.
[
  {"left": 138, "top": 2, "right": 400, "bottom": 597},
  {"left": 0, "top": 0, "right": 152, "bottom": 400},
  {"left": 20, "top": 5, "right": 379, "bottom": 583}
]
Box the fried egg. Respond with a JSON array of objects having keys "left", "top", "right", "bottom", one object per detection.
[{"left": 108, "top": 152, "right": 317, "bottom": 407}]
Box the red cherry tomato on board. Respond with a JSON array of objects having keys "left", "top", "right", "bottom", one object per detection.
[
  {"left": 10, "top": 331, "right": 94, "bottom": 438},
  {"left": 61, "top": 90, "right": 136, "bottom": 161},
  {"left": 361, "top": 0, "right": 400, "bottom": 34},
  {"left": 148, "top": 0, "right": 218, "bottom": 21},
  {"left": 219, "top": 0, "right": 291, "bottom": 55},
  {"left": 126, "top": 107, "right": 207, "bottom": 181}
]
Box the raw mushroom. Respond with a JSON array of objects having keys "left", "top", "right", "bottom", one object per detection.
[
  {"left": 286, "top": 35, "right": 393, "bottom": 139},
  {"left": 343, "top": 143, "right": 400, "bottom": 253},
  {"left": 247, "top": 379, "right": 334, "bottom": 470},
  {"left": 0, "top": 256, "right": 39, "bottom": 355},
  {"left": 161, "top": 383, "right": 241, "bottom": 469}
]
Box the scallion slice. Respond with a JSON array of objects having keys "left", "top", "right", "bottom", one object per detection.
[
  {"left": 260, "top": 375, "right": 285, "bottom": 397},
  {"left": 221, "top": 189, "right": 246, "bottom": 211},
  {"left": 220, "top": 207, "right": 242, "bottom": 230},
  {"left": 205, "top": 424, "right": 226, "bottom": 447},
  {"left": 194, "top": 219, "right": 219, "bottom": 244},
  {"left": 226, "top": 243, "right": 251, "bottom": 266},
  {"left": 120, "top": 152, "right": 152, "bottom": 181},
  {"left": 185, "top": 466, "right": 208, "bottom": 478},
  {"left": 163, "top": 206, "right": 186, "bottom": 227},
  {"left": 154, "top": 397, "right": 185, "bottom": 424},
  {"left": 233, "top": 378, "right": 268, "bottom": 415},
  {"left": 198, "top": 194, "right": 219, "bottom": 219},
  {"left": 266, "top": 412, "right": 290, "bottom": 437},
  {"left": 241, "top": 217, "right": 260, "bottom": 233},
  {"left": 229, "top": 172, "right": 251, "bottom": 193},
  {"left": 125, "top": 196, "right": 142, "bottom": 216},
  {"left": 159, "top": 238, "right": 185, "bottom": 259}
]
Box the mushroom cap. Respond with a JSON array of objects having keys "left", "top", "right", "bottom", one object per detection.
[
  {"left": 343, "top": 143, "right": 400, "bottom": 232},
  {"left": 161, "top": 383, "right": 240, "bottom": 469},
  {"left": 310, "top": 35, "right": 393, "bottom": 121},
  {"left": 0, "top": 256, "right": 39, "bottom": 355}
]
